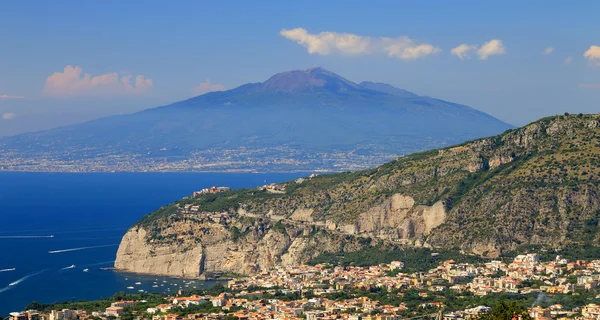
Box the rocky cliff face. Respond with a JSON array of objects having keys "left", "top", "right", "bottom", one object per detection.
[
  {"left": 115, "top": 193, "right": 440, "bottom": 278},
  {"left": 115, "top": 215, "right": 370, "bottom": 278},
  {"left": 116, "top": 114, "right": 600, "bottom": 277}
]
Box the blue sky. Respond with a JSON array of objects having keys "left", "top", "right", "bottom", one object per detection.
[{"left": 1, "top": 0, "right": 599, "bottom": 136}]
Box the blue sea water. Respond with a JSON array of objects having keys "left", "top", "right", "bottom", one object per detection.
[{"left": 0, "top": 172, "right": 306, "bottom": 316}]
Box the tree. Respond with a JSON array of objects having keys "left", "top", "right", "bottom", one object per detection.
[
  {"left": 480, "top": 301, "right": 532, "bottom": 320},
  {"left": 24, "top": 301, "right": 44, "bottom": 311}
]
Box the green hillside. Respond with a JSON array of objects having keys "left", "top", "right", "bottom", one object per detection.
[{"left": 136, "top": 113, "right": 600, "bottom": 257}]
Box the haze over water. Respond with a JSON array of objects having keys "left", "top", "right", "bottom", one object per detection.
[{"left": 0, "top": 172, "right": 306, "bottom": 316}]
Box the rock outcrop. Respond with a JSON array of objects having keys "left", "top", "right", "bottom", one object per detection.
[
  {"left": 115, "top": 217, "right": 369, "bottom": 278},
  {"left": 115, "top": 193, "right": 440, "bottom": 278}
]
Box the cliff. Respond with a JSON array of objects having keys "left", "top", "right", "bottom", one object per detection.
[
  {"left": 116, "top": 113, "right": 600, "bottom": 277},
  {"left": 115, "top": 193, "right": 442, "bottom": 278}
]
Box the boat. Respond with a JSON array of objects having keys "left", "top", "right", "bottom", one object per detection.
[
  {"left": 83, "top": 268, "right": 89, "bottom": 272},
  {"left": 138, "top": 289, "right": 144, "bottom": 292},
  {"left": 127, "top": 286, "right": 134, "bottom": 289},
  {"left": 135, "top": 282, "right": 141, "bottom": 285},
  {"left": 152, "top": 285, "right": 159, "bottom": 288}
]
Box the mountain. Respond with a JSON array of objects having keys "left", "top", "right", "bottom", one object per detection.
[
  {"left": 0, "top": 67, "right": 511, "bottom": 172},
  {"left": 359, "top": 81, "right": 420, "bottom": 98},
  {"left": 115, "top": 114, "right": 600, "bottom": 278}
]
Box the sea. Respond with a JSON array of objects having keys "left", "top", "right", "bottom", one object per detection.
[{"left": 0, "top": 171, "right": 307, "bottom": 316}]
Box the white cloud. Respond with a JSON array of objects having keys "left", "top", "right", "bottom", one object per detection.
[
  {"left": 578, "top": 83, "right": 600, "bottom": 89},
  {"left": 543, "top": 47, "right": 554, "bottom": 55},
  {"left": 584, "top": 46, "right": 600, "bottom": 66},
  {"left": 476, "top": 39, "right": 506, "bottom": 60},
  {"left": 280, "top": 28, "right": 371, "bottom": 55},
  {"left": 43, "top": 65, "right": 152, "bottom": 97},
  {"left": 564, "top": 56, "right": 574, "bottom": 65},
  {"left": 382, "top": 37, "right": 441, "bottom": 60},
  {"left": 2, "top": 112, "right": 15, "bottom": 120},
  {"left": 280, "top": 28, "right": 440, "bottom": 60},
  {"left": 0, "top": 94, "right": 25, "bottom": 100},
  {"left": 192, "top": 79, "right": 225, "bottom": 95},
  {"left": 451, "top": 44, "right": 477, "bottom": 60}
]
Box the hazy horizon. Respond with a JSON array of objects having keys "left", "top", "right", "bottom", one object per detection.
[{"left": 1, "top": 1, "right": 600, "bottom": 137}]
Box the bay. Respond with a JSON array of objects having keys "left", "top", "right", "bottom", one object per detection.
[{"left": 0, "top": 172, "right": 306, "bottom": 316}]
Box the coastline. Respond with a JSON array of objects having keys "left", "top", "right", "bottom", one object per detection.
[{"left": 0, "top": 169, "right": 331, "bottom": 174}]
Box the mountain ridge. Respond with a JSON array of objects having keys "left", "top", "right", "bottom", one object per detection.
[
  {"left": 0, "top": 68, "right": 512, "bottom": 172},
  {"left": 113, "top": 113, "right": 600, "bottom": 279}
]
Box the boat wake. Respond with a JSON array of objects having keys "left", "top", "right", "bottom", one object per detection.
[
  {"left": 0, "top": 270, "right": 45, "bottom": 294},
  {"left": 0, "top": 235, "right": 54, "bottom": 239},
  {"left": 48, "top": 244, "right": 119, "bottom": 254},
  {"left": 0, "top": 268, "right": 16, "bottom": 273}
]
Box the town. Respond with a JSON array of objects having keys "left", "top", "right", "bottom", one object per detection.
[
  {"left": 9, "top": 253, "right": 600, "bottom": 320},
  {"left": 0, "top": 145, "right": 400, "bottom": 174}
]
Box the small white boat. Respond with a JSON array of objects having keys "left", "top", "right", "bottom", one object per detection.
[
  {"left": 83, "top": 268, "right": 89, "bottom": 272},
  {"left": 152, "top": 285, "right": 159, "bottom": 288},
  {"left": 127, "top": 286, "right": 134, "bottom": 289},
  {"left": 135, "top": 282, "right": 141, "bottom": 285},
  {"left": 138, "top": 289, "right": 144, "bottom": 292}
]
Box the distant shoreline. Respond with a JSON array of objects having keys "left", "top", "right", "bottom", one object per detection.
[{"left": 0, "top": 170, "right": 332, "bottom": 175}]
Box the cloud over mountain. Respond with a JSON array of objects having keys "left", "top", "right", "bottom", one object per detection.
[
  {"left": 477, "top": 40, "right": 506, "bottom": 60},
  {"left": 451, "top": 40, "right": 506, "bottom": 60},
  {"left": 584, "top": 45, "right": 600, "bottom": 65},
  {"left": 280, "top": 28, "right": 440, "bottom": 60},
  {"left": 43, "top": 65, "right": 152, "bottom": 97},
  {"left": 451, "top": 44, "right": 477, "bottom": 60},
  {"left": 192, "top": 79, "right": 225, "bottom": 95}
]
